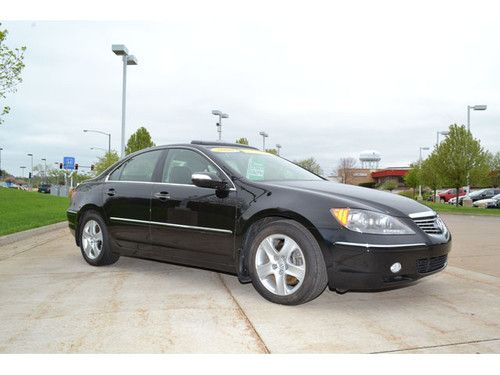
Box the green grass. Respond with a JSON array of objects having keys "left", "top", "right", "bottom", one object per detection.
[
  {"left": 0, "top": 188, "right": 69, "bottom": 236},
  {"left": 423, "top": 201, "right": 500, "bottom": 216}
]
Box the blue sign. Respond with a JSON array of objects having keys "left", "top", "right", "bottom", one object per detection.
[{"left": 63, "top": 156, "right": 75, "bottom": 170}]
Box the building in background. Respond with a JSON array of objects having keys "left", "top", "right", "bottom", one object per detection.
[
  {"left": 371, "top": 167, "right": 411, "bottom": 187},
  {"left": 329, "top": 150, "right": 410, "bottom": 188}
]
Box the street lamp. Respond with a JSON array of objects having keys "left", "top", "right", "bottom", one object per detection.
[
  {"left": 27, "top": 153, "right": 33, "bottom": 188},
  {"left": 84, "top": 129, "right": 111, "bottom": 154},
  {"left": 211, "top": 110, "right": 229, "bottom": 141},
  {"left": 41, "top": 158, "right": 47, "bottom": 183},
  {"left": 436, "top": 130, "right": 449, "bottom": 147},
  {"left": 467, "top": 104, "right": 487, "bottom": 133},
  {"left": 259, "top": 131, "right": 268, "bottom": 151},
  {"left": 112, "top": 44, "right": 138, "bottom": 158},
  {"left": 418, "top": 147, "right": 430, "bottom": 201},
  {"left": 0, "top": 147, "right": 3, "bottom": 178},
  {"left": 276, "top": 144, "right": 282, "bottom": 156}
]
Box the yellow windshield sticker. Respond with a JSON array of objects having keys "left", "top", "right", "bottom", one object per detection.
[
  {"left": 210, "top": 147, "right": 240, "bottom": 153},
  {"left": 210, "top": 147, "right": 268, "bottom": 155}
]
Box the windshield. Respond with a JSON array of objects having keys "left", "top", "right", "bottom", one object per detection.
[
  {"left": 209, "top": 147, "right": 323, "bottom": 182},
  {"left": 470, "top": 189, "right": 486, "bottom": 197}
]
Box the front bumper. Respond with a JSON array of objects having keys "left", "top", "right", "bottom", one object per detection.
[{"left": 327, "top": 240, "right": 451, "bottom": 291}]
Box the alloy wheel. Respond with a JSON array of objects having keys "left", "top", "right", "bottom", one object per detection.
[
  {"left": 255, "top": 234, "right": 306, "bottom": 296},
  {"left": 82, "top": 220, "right": 103, "bottom": 260}
]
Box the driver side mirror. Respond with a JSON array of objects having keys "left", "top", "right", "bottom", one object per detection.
[{"left": 191, "top": 172, "right": 228, "bottom": 190}]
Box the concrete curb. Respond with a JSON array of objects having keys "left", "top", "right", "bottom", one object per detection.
[{"left": 0, "top": 222, "right": 68, "bottom": 247}]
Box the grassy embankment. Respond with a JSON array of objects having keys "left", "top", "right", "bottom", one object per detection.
[
  {"left": 0, "top": 188, "right": 69, "bottom": 236},
  {"left": 423, "top": 201, "right": 500, "bottom": 216}
]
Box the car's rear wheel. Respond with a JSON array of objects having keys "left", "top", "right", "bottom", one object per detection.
[
  {"left": 248, "top": 219, "right": 327, "bottom": 305},
  {"left": 79, "top": 211, "right": 119, "bottom": 266}
]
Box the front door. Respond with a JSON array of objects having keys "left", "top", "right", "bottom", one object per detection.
[{"left": 150, "top": 148, "right": 237, "bottom": 271}]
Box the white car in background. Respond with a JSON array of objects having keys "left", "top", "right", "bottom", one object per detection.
[{"left": 473, "top": 194, "right": 500, "bottom": 208}]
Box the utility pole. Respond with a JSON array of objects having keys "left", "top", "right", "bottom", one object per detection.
[
  {"left": 112, "top": 44, "right": 138, "bottom": 157},
  {"left": 259, "top": 131, "right": 268, "bottom": 151},
  {"left": 212, "top": 110, "right": 229, "bottom": 141}
]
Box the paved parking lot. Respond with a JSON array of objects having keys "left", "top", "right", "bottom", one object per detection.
[{"left": 1, "top": 214, "right": 499, "bottom": 353}]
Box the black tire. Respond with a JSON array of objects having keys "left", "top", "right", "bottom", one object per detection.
[
  {"left": 248, "top": 219, "right": 328, "bottom": 305},
  {"left": 78, "top": 210, "right": 119, "bottom": 266}
]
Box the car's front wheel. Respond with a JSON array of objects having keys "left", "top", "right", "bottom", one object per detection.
[
  {"left": 248, "top": 219, "right": 327, "bottom": 305},
  {"left": 79, "top": 211, "right": 119, "bottom": 266}
]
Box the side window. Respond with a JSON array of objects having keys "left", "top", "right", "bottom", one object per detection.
[
  {"left": 162, "top": 149, "right": 222, "bottom": 185},
  {"left": 118, "top": 150, "right": 162, "bottom": 182},
  {"left": 108, "top": 164, "right": 124, "bottom": 181}
]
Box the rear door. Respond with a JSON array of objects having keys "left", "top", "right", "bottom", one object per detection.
[
  {"left": 103, "top": 150, "right": 163, "bottom": 254},
  {"left": 149, "top": 147, "right": 237, "bottom": 271}
]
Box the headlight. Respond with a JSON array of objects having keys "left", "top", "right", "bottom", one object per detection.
[{"left": 330, "top": 208, "right": 415, "bottom": 235}]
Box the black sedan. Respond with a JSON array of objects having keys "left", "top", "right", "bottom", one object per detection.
[{"left": 67, "top": 141, "right": 451, "bottom": 305}]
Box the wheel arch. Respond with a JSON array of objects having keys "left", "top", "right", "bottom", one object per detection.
[
  {"left": 75, "top": 204, "right": 107, "bottom": 246},
  {"left": 236, "top": 209, "right": 330, "bottom": 283}
]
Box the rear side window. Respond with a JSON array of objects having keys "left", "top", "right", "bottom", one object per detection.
[{"left": 111, "top": 150, "right": 162, "bottom": 182}]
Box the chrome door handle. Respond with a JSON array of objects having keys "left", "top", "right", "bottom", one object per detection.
[{"left": 154, "top": 192, "right": 170, "bottom": 200}]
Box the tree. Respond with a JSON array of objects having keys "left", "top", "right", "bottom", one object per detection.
[
  {"left": 93, "top": 151, "right": 119, "bottom": 175},
  {"left": 403, "top": 163, "right": 421, "bottom": 198},
  {"left": 294, "top": 157, "right": 323, "bottom": 175},
  {"left": 336, "top": 157, "right": 357, "bottom": 184},
  {"left": 235, "top": 137, "right": 249, "bottom": 145},
  {"left": 265, "top": 148, "right": 278, "bottom": 155},
  {"left": 1, "top": 24, "right": 27, "bottom": 125},
  {"left": 434, "top": 124, "right": 491, "bottom": 206},
  {"left": 420, "top": 152, "right": 443, "bottom": 202},
  {"left": 380, "top": 179, "right": 398, "bottom": 192},
  {"left": 125, "top": 127, "right": 155, "bottom": 155},
  {"left": 487, "top": 151, "right": 500, "bottom": 187}
]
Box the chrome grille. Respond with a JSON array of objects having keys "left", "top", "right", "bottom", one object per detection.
[{"left": 411, "top": 215, "right": 443, "bottom": 235}]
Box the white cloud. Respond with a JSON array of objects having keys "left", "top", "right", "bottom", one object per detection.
[{"left": 1, "top": 1, "right": 499, "bottom": 176}]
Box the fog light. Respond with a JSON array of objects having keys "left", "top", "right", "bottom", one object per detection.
[{"left": 390, "top": 262, "right": 402, "bottom": 273}]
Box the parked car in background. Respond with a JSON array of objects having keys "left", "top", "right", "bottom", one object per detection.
[
  {"left": 37, "top": 183, "right": 52, "bottom": 194},
  {"left": 457, "top": 188, "right": 500, "bottom": 206},
  {"left": 473, "top": 193, "right": 500, "bottom": 209},
  {"left": 438, "top": 188, "right": 466, "bottom": 203}
]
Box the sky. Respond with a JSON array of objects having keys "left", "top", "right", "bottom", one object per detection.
[{"left": 1, "top": 1, "right": 500, "bottom": 177}]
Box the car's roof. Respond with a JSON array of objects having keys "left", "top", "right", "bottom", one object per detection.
[{"left": 142, "top": 140, "right": 259, "bottom": 152}]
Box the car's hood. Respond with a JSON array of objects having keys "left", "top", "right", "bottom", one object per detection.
[{"left": 261, "top": 180, "right": 433, "bottom": 218}]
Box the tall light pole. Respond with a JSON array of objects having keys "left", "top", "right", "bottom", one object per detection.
[
  {"left": 436, "top": 130, "right": 449, "bottom": 148},
  {"left": 83, "top": 129, "right": 111, "bottom": 154},
  {"left": 112, "top": 44, "right": 138, "bottom": 158},
  {"left": 41, "top": 158, "right": 47, "bottom": 183},
  {"left": 27, "top": 153, "right": 33, "bottom": 188},
  {"left": 467, "top": 104, "right": 487, "bottom": 133},
  {"left": 418, "top": 147, "right": 430, "bottom": 200},
  {"left": 465, "top": 104, "right": 487, "bottom": 196},
  {"left": 259, "top": 131, "right": 268, "bottom": 151},
  {"left": 211, "top": 110, "right": 229, "bottom": 141},
  {"left": 0, "top": 147, "right": 3, "bottom": 178},
  {"left": 276, "top": 144, "right": 282, "bottom": 156}
]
